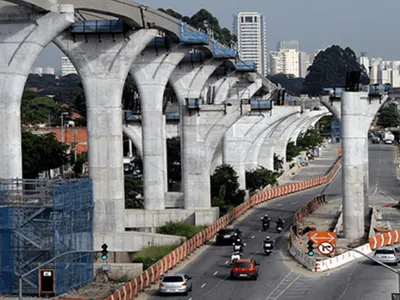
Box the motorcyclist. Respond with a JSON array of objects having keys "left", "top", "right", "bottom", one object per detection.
[
  {"left": 276, "top": 217, "right": 284, "bottom": 228},
  {"left": 263, "top": 236, "right": 274, "bottom": 249},
  {"left": 261, "top": 214, "right": 271, "bottom": 223},
  {"left": 233, "top": 238, "right": 244, "bottom": 247}
]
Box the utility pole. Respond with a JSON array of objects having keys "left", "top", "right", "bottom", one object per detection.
[{"left": 60, "top": 112, "right": 68, "bottom": 177}]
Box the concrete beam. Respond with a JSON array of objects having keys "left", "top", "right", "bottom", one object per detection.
[
  {"left": 54, "top": 29, "right": 157, "bottom": 247},
  {"left": 0, "top": 5, "right": 74, "bottom": 180}
]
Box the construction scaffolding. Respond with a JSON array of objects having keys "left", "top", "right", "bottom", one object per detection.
[{"left": 0, "top": 178, "right": 94, "bottom": 296}]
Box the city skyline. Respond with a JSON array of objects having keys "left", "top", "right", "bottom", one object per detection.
[{"left": 34, "top": 0, "right": 400, "bottom": 71}]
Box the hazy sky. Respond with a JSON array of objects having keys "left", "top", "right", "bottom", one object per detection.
[{"left": 34, "top": 0, "right": 400, "bottom": 71}]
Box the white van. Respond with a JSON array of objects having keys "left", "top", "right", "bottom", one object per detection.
[{"left": 374, "top": 246, "right": 400, "bottom": 265}]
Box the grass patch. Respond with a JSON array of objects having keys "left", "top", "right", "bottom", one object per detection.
[
  {"left": 132, "top": 244, "right": 180, "bottom": 269},
  {"left": 157, "top": 221, "right": 208, "bottom": 240}
]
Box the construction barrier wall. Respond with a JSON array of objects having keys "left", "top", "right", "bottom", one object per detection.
[
  {"left": 105, "top": 155, "right": 343, "bottom": 300},
  {"left": 0, "top": 179, "right": 94, "bottom": 295}
]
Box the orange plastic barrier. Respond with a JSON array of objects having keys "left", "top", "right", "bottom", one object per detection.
[
  {"left": 105, "top": 156, "right": 342, "bottom": 300},
  {"left": 369, "top": 228, "right": 400, "bottom": 250}
]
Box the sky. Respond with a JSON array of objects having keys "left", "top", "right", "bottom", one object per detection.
[{"left": 34, "top": 0, "right": 400, "bottom": 72}]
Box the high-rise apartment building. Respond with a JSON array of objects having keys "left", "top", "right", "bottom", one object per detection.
[
  {"left": 61, "top": 56, "right": 77, "bottom": 77},
  {"left": 233, "top": 12, "right": 268, "bottom": 76},
  {"left": 277, "top": 40, "right": 299, "bottom": 51},
  {"left": 270, "top": 49, "right": 300, "bottom": 77},
  {"left": 299, "top": 52, "right": 316, "bottom": 78},
  {"left": 359, "top": 52, "right": 370, "bottom": 74}
]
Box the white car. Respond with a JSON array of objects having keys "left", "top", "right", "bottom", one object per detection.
[
  {"left": 374, "top": 246, "right": 400, "bottom": 265},
  {"left": 159, "top": 273, "right": 193, "bottom": 295}
]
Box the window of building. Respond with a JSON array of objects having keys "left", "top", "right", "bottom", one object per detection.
[
  {"left": 245, "top": 16, "right": 253, "bottom": 22},
  {"left": 241, "top": 17, "right": 244, "bottom": 22}
]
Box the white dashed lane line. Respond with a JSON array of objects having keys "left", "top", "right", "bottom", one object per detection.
[
  {"left": 213, "top": 271, "right": 218, "bottom": 275},
  {"left": 201, "top": 283, "right": 207, "bottom": 288},
  {"left": 225, "top": 260, "right": 229, "bottom": 264}
]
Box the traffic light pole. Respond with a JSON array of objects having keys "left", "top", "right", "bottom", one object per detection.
[
  {"left": 336, "top": 247, "right": 400, "bottom": 295},
  {"left": 18, "top": 250, "right": 98, "bottom": 300}
]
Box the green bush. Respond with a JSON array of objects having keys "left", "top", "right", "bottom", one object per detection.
[
  {"left": 132, "top": 244, "right": 180, "bottom": 269},
  {"left": 157, "top": 221, "right": 207, "bottom": 240},
  {"left": 245, "top": 166, "right": 282, "bottom": 192}
]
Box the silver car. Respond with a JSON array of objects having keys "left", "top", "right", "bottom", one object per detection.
[
  {"left": 374, "top": 246, "right": 400, "bottom": 265},
  {"left": 159, "top": 273, "right": 193, "bottom": 295}
]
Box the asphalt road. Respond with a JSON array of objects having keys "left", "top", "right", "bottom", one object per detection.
[{"left": 149, "top": 143, "right": 398, "bottom": 300}]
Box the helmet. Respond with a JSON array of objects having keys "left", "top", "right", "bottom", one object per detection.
[
  {"left": 266, "top": 236, "right": 270, "bottom": 240},
  {"left": 265, "top": 214, "right": 268, "bottom": 217}
]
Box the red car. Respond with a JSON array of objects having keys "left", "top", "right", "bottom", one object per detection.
[{"left": 230, "top": 259, "right": 259, "bottom": 280}]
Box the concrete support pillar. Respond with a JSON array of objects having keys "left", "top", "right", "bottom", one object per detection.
[
  {"left": 364, "top": 137, "right": 369, "bottom": 216},
  {"left": 162, "top": 115, "right": 169, "bottom": 193},
  {"left": 223, "top": 106, "right": 300, "bottom": 189},
  {"left": 0, "top": 5, "right": 74, "bottom": 180},
  {"left": 170, "top": 60, "right": 223, "bottom": 209},
  {"left": 341, "top": 91, "right": 366, "bottom": 241},
  {"left": 55, "top": 29, "right": 157, "bottom": 235},
  {"left": 258, "top": 138, "right": 277, "bottom": 170},
  {"left": 130, "top": 50, "right": 185, "bottom": 209}
]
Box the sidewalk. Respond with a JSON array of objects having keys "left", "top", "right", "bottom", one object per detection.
[{"left": 287, "top": 143, "right": 340, "bottom": 183}]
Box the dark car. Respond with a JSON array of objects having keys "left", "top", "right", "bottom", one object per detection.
[
  {"left": 216, "top": 228, "right": 237, "bottom": 245},
  {"left": 230, "top": 259, "right": 259, "bottom": 280}
]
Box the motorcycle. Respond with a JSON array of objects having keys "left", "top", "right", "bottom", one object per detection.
[
  {"left": 231, "top": 250, "right": 241, "bottom": 263},
  {"left": 262, "top": 220, "right": 270, "bottom": 231},
  {"left": 276, "top": 224, "right": 283, "bottom": 233},
  {"left": 232, "top": 243, "right": 243, "bottom": 254},
  {"left": 263, "top": 242, "right": 273, "bottom": 255}
]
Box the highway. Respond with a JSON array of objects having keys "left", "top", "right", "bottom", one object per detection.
[{"left": 149, "top": 143, "right": 398, "bottom": 300}]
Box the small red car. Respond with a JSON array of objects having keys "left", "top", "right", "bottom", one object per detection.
[{"left": 230, "top": 259, "right": 259, "bottom": 280}]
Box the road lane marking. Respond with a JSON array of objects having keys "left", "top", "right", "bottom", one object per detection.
[
  {"left": 252, "top": 235, "right": 255, "bottom": 239},
  {"left": 265, "top": 271, "right": 293, "bottom": 299},
  {"left": 201, "top": 283, "right": 206, "bottom": 288},
  {"left": 225, "top": 260, "right": 229, "bottom": 264},
  {"left": 213, "top": 271, "right": 218, "bottom": 275},
  {"left": 269, "top": 274, "right": 301, "bottom": 300}
]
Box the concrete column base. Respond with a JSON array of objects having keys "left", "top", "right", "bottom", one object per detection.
[{"left": 125, "top": 207, "right": 220, "bottom": 230}]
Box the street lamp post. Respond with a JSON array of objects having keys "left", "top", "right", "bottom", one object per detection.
[
  {"left": 60, "top": 112, "right": 68, "bottom": 177},
  {"left": 336, "top": 246, "right": 400, "bottom": 296}
]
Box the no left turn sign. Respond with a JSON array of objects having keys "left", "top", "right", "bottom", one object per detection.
[{"left": 317, "top": 242, "right": 334, "bottom": 255}]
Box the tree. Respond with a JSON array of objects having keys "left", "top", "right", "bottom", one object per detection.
[
  {"left": 125, "top": 178, "right": 144, "bottom": 209},
  {"left": 21, "top": 96, "right": 61, "bottom": 125},
  {"left": 210, "top": 164, "right": 245, "bottom": 212},
  {"left": 302, "top": 45, "right": 370, "bottom": 95},
  {"left": 167, "top": 137, "right": 181, "bottom": 189},
  {"left": 377, "top": 103, "right": 399, "bottom": 128},
  {"left": 286, "top": 141, "right": 301, "bottom": 162},
  {"left": 245, "top": 167, "right": 281, "bottom": 192},
  {"left": 296, "top": 128, "right": 324, "bottom": 150},
  {"left": 267, "top": 74, "right": 305, "bottom": 96},
  {"left": 159, "top": 8, "right": 234, "bottom": 46},
  {"left": 22, "top": 131, "right": 69, "bottom": 178},
  {"left": 73, "top": 155, "right": 87, "bottom": 178},
  {"left": 316, "top": 115, "right": 332, "bottom": 137},
  {"left": 273, "top": 154, "right": 284, "bottom": 171}
]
